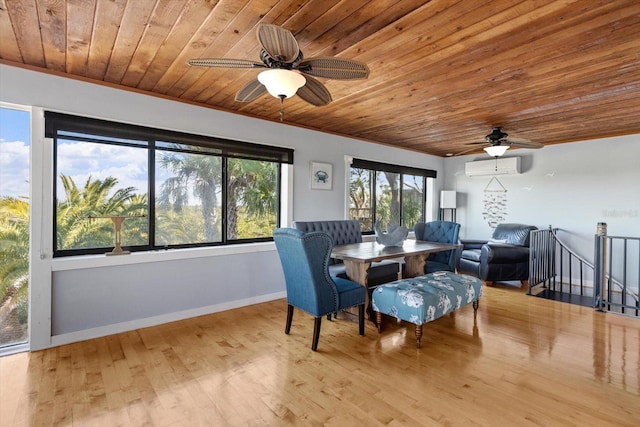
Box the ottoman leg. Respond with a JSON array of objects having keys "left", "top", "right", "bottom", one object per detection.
[
  {"left": 473, "top": 299, "right": 479, "bottom": 311},
  {"left": 415, "top": 324, "right": 423, "bottom": 348},
  {"left": 375, "top": 311, "right": 382, "bottom": 333}
]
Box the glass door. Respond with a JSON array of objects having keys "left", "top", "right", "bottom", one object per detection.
[{"left": 0, "top": 105, "right": 30, "bottom": 352}]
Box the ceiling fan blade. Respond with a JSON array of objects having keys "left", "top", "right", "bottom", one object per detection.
[
  {"left": 296, "top": 76, "right": 332, "bottom": 106},
  {"left": 187, "top": 58, "right": 266, "bottom": 69},
  {"left": 257, "top": 24, "right": 300, "bottom": 63},
  {"left": 506, "top": 136, "right": 531, "bottom": 143},
  {"left": 507, "top": 140, "right": 544, "bottom": 149},
  {"left": 447, "top": 145, "right": 487, "bottom": 157},
  {"left": 297, "top": 57, "right": 370, "bottom": 80},
  {"left": 235, "top": 79, "right": 267, "bottom": 102}
]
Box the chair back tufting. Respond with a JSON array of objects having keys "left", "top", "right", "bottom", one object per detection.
[
  {"left": 292, "top": 219, "right": 363, "bottom": 246},
  {"left": 414, "top": 221, "right": 461, "bottom": 272}
]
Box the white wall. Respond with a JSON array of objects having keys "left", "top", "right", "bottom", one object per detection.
[
  {"left": 443, "top": 135, "right": 640, "bottom": 261},
  {"left": 0, "top": 64, "right": 443, "bottom": 349}
]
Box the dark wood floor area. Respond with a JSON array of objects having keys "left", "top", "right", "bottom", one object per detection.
[{"left": 1, "top": 284, "right": 639, "bottom": 426}]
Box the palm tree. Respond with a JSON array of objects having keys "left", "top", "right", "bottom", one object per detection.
[
  {"left": 158, "top": 151, "right": 278, "bottom": 242},
  {"left": 157, "top": 151, "right": 221, "bottom": 242},
  {"left": 0, "top": 196, "right": 29, "bottom": 344},
  {"left": 227, "top": 159, "right": 277, "bottom": 239},
  {"left": 56, "top": 175, "right": 147, "bottom": 250},
  {"left": 119, "top": 193, "right": 149, "bottom": 246}
]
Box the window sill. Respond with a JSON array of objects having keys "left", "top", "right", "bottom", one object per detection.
[{"left": 50, "top": 241, "right": 276, "bottom": 272}]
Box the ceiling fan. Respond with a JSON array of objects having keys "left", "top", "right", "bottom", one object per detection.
[
  {"left": 447, "top": 127, "right": 544, "bottom": 157},
  {"left": 187, "top": 24, "right": 370, "bottom": 120}
]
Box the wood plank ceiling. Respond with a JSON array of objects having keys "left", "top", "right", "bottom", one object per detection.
[{"left": 1, "top": 0, "right": 639, "bottom": 157}]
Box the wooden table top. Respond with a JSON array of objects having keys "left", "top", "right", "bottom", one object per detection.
[{"left": 331, "top": 240, "right": 461, "bottom": 263}]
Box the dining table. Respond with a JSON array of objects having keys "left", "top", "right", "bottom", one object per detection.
[
  {"left": 331, "top": 239, "right": 462, "bottom": 319},
  {"left": 331, "top": 239, "right": 461, "bottom": 285}
]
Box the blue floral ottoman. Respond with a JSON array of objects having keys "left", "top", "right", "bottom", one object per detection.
[{"left": 371, "top": 272, "right": 483, "bottom": 348}]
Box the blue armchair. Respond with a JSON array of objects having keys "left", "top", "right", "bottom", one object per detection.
[
  {"left": 414, "top": 221, "right": 461, "bottom": 273},
  {"left": 273, "top": 228, "right": 366, "bottom": 351}
]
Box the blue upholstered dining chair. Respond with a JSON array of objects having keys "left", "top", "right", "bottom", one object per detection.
[
  {"left": 273, "top": 228, "right": 366, "bottom": 351},
  {"left": 414, "top": 221, "right": 461, "bottom": 273}
]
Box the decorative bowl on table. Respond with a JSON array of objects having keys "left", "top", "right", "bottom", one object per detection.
[{"left": 373, "top": 220, "right": 409, "bottom": 247}]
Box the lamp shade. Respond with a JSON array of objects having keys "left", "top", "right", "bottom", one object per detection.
[
  {"left": 258, "top": 69, "right": 306, "bottom": 99},
  {"left": 440, "top": 190, "right": 457, "bottom": 209},
  {"left": 484, "top": 145, "right": 509, "bottom": 157}
]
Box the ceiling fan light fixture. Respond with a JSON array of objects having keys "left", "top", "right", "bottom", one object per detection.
[
  {"left": 484, "top": 145, "right": 509, "bottom": 157},
  {"left": 258, "top": 69, "right": 306, "bottom": 99}
]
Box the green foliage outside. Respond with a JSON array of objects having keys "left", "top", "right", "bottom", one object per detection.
[
  {"left": 378, "top": 171, "right": 401, "bottom": 227},
  {"left": 349, "top": 167, "right": 424, "bottom": 231},
  {"left": 227, "top": 159, "right": 278, "bottom": 239},
  {"left": 0, "top": 197, "right": 29, "bottom": 345},
  {"left": 350, "top": 168, "right": 373, "bottom": 230},
  {"left": 56, "top": 175, "right": 148, "bottom": 249},
  {"left": 155, "top": 205, "right": 211, "bottom": 246},
  {"left": 402, "top": 175, "right": 424, "bottom": 229},
  {"left": 157, "top": 150, "right": 222, "bottom": 242}
]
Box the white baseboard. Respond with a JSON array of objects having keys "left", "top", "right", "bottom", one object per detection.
[{"left": 49, "top": 291, "right": 286, "bottom": 349}]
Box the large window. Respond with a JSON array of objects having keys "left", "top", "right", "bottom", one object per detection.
[
  {"left": 46, "top": 112, "right": 292, "bottom": 257},
  {"left": 349, "top": 158, "right": 435, "bottom": 232}
]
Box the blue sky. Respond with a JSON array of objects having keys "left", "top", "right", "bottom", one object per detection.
[
  {"left": 0, "top": 107, "right": 30, "bottom": 199},
  {"left": 0, "top": 107, "right": 29, "bottom": 143},
  {"left": 56, "top": 139, "right": 150, "bottom": 200}
]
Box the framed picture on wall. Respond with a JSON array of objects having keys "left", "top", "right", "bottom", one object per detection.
[{"left": 310, "top": 161, "right": 333, "bottom": 190}]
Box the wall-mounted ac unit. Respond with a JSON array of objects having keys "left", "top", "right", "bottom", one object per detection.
[{"left": 465, "top": 157, "right": 521, "bottom": 177}]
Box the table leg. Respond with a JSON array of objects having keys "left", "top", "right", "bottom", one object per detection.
[
  {"left": 344, "top": 260, "right": 370, "bottom": 286},
  {"left": 404, "top": 253, "right": 428, "bottom": 277}
]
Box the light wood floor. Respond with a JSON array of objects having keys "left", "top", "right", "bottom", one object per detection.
[{"left": 1, "top": 284, "right": 639, "bottom": 426}]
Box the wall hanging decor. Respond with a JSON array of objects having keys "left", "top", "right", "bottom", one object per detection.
[
  {"left": 482, "top": 176, "right": 507, "bottom": 228},
  {"left": 310, "top": 161, "right": 333, "bottom": 190}
]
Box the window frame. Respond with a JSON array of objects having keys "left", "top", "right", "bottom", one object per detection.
[
  {"left": 46, "top": 112, "right": 293, "bottom": 257},
  {"left": 349, "top": 158, "right": 436, "bottom": 233}
]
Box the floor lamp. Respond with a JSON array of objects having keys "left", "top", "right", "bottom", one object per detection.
[{"left": 440, "top": 191, "right": 457, "bottom": 222}]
